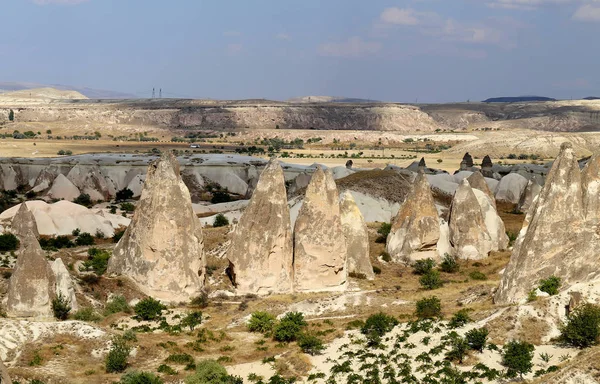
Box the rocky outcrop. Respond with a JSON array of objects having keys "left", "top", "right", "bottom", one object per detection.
[
  {"left": 448, "top": 180, "right": 492, "bottom": 260},
  {"left": 66, "top": 164, "right": 112, "bottom": 201},
  {"left": 494, "top": 173, "right": 529, "bottom": 204},
  {"left": 471, "top": 188, "right": 509, "bottom": 251},
  {"left": 495, "top": 143, "right": 590, "bottom": 304},
  {"left": 481, "top": 155, "right": 493, "bottom": 178},
  {"left": 47, "top": 174, "right": 81, "bottom": 201},
  {"left": 51, "top": 258, "right": 78, "bottom": 311},
  {"left": 227, "top": 160, "right": 293, "bottom": 294},
  {"left": 340, "top": 191, "right": 374, "bottom": 280},
  {"left": 582, "top": 154, "right": 600, "bottom": 223},
  {"left": 107, "top": 152, "right": 205, "bottom": 302},
  {"left": 517, "top": 178, "right": 542, "bottom": 213},
  {"left": 386, "top": 172, "right": 440, "bottom": 263},
  {"left": 293, "top": 167, "right": 347, "bottom": 292},
  {"left": 467, "top": 171, "right": 496, "bottom": 208},
  {"left": 10, "top": 202, "right": 38, "bottom": 239},
  {"left": 0, "top": 359, "right": 10, "bottom": 384},
  {"left": 6, "top": 231, "right": 55, "bottom": 318}
]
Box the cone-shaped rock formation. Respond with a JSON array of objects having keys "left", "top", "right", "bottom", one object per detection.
[
  {"left": 340, "top": 191, "right": 374, "bottom": 280},
  {"left": 227, "top": 160, "right": 293, "bottom": 294},
  {"left": 467, "top": 171, "right": 496, "bottom": 209},
  {"left": 107, "top": 152, "right": 205, "bottom": 302},
  {"left": 10, "top": 202, "right": 38, "bottom": 239},
  {"left": 293, "top": 167, "right": 347, "bottom": 292}
]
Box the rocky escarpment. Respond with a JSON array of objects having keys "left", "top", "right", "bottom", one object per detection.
[{"left": 107, "top": 152, "right": 206, "bottom": 302}]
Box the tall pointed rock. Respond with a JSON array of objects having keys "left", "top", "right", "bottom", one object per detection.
[
  {"left": 340, "top": 191, "right": 374, "bottom": 280},
  {"left": 10, "top": 202, "right": 39, "bottom": 239},
  {"left": 386, "top": 172, "right": 440, "bottom": 263},
  {"left": 495, "top": 143, "right": 586, "bottom": 304},
  {"left": 227, "top": 160, "right": 293, "bottom": 294},
  {"left": 467, "top": 171, "right": 496, "bottom": 209},
  {"left": 6, "top": 231, "right": 55, "bottom": 318},
  {"left": 293, "top": 167, "right": 347, "bottom": 292},
  {"left": 448, "top": 179, "right": 493, "bottom": 260},
  {"left": 582, "top": 153, "right": 600, "bottom": 223},
  {"left": 107, "top": 152, "right": 205, "bottom": 302}
]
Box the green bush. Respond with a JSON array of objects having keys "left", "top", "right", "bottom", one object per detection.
[
  {"left": 469, "top": 271, "right": 488, "bottom": 281},
  {"left": 376, "top": 222, "right": 391, "bottom": 243},
  {"left": 273, "top": 312, "right": 307, "bottom": 342},
  {"left": 448, "top": 309, "right": 471, "bottom": 329},
  {"left": 157, "top": 364, "right": 177, "bottom": 375},
  {"left": 81, "top": 248, "right": 111, "bottom": 275},
  {"left": 361, "top": 313, "right": 398, "bottom": 344},
  {"left": 419, "top": 270, "right": 444, "bottom": 290},
  {"left": 0, "top": 233, "right": 19, "bottom": 252},
  {"left": 105, "top": 337, "right": 131, "bottom": 373},
  {"left": 104, "top": 295, "right": 131, "bottom": 315},
  {"left": 120, "top": 202, "right": 136, "bottom": 212},
  {"left": 560, "top": 304, "right": 600, "bottom": 348},
  {"left": 185, "top": 359, "right": 241, "bottom": 384},
  {"left": 439, "top": 254, "right": 459, "bottom": 273},
  {"left": 297, "top": 333, "right": 325, "bottom": 355},
  {"left": 73, "top": 193, "right": 92, "bottom": 207},
  {"left": 165, "top": 353, "right": 195, "bottom": 365},
  {"left": 465, "top": 327, "right": 489, "bottom": 352},
  {"left": 134, "top": 297, "right": 167, "bottom": 321},
  {"left": 538, "top": 276, "right": 561, "bottom": 296},
  {"left": 116, "top": 188, "right": 134, "bottom": 201},
  {"left": 39, "top": 235, "right": 74, "bottom": 250},
  {"left": 445, "top": 334, "right": 468, "bottom": 363},
  {"left": 412, "top": 258, "right": 436, "bottom": 275},
  {"left": 75, "top": 232, "right": 95, "bottom": 246},
  {"left": 502, "top": 340, "right": 535, "bottom": 379},
  {"left": 73, "top": 307, "right": 102, "bottom": 322},
  {"left": 415, "top": 296, "right": 442, "bottom": 319},
  {"left": 120, "top": 371, "right": 163, "bottom": 384},
  {"left": 213, "top": 214, "right": 229, "bottom": 227},
  {"left": 52, "top": 292, "right": 71, "bottom": 321},
  {"left": 380, "top": 251, "right": 392, "bottom": 263},
  {"left": 372, "top": 266, "right": 381, "bottom": 275},
  {"left": 248, "top": 311, "right": 276, "bottom": 334},
  {"left": 181, "top": 311, "right": 203, "bottom": 331}
]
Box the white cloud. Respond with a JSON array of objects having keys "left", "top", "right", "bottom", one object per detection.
[
  {"left": 276, "top": 33, "right": 291, "bottom": 40},
  {"left": 380, "top": 8, "right": 421, "bottom": 25},
  {"left": 33, "top": 0, "right": 89, "bottom": 4},
  {"left": 573, "top": 3, "right": 600, "bottom": 21},
  {"left": 486, "top": 0, "right": 578, "bottom": 10},
  {"left": 318, "top": 37, "right": 382, "bottom": 58}
]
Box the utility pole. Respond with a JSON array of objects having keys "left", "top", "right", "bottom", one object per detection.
[
  {"left": 159, "top": 88, "right": 162, "bottom": 98},
  {"left": 152, "top": 88, "right": 155, "bottom": 99}
]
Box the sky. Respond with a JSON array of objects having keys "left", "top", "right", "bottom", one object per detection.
[{"left": 1, "top": 0, "right": 599, "bottom": 102}]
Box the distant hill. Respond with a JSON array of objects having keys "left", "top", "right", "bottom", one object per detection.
[
  {"left": 483, "top": 96, "right": 556, "bottom": 103},
  {"left": 287, "top": 96, "right": 381, "bottom": 103},
  {"left": 0, "top": 87, "right": 87, "bottom": 100},
  {"left": 0, "top": 81, "right": 137, "bottom": 99},
  {"left": 583, "top": 96, "right": 600, "bottom": 100}
]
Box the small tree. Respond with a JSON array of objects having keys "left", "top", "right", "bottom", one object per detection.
[
  {"left": 115, "top": 188, "right": 134, "bottom": 202},
  {"left": 419, "top": 270, "right": 444, "bottom": 290},
  {"left": 181, "top": 311, "right": 203, "bottom": 331},
  {"left": 297, "top": 333, "right": 325, "bottom": 355},
  {"left": 376, "top": 222, "right": 391, "bottom": 243},
  {"left": 448, "top": 309, "right": 471, "bottom": 329},
  {"left": 213, "top": 214, "right": 229, "bottom": 227},
  {"left": 445, "top": 334, "right": 469, "bottom": 364},
  {"left": 502, "top": 340, "right": 535, "bottom": 379},
  {"left": 560, "top": 303, "right": 600, "bottom": 348},
  {"left": 105, "top": 336, "right": 131, "bottom": 373},
  {"left": 439, "top": 254, "right": 459, "bottom": 273},
  {"left": 248, "top": 311, "right": 276, "bottom": 334},
  {"left": 538, "top": 276, "right": 561, "bottom": 296},
  {"left": 75, "top": 232, "right": 95, "bottom": 246},
  {"left": 273, "top": 312, "right": 307, "bottom": 342},
  {"left": 134, "top": 297, "right": 167, "bottom": 321},
  {"left": 120, "top": 371, "right": 163, "bottom": 384},
  {"left": 52, "top": 292, "right": 72, "bottom": 320},
  {"left": 465, "top": 327, "right": 489, "bottom": 352},
  {"left": 8, "top": 109, "right": 14, "bottom": 121},
  {"left": 73, "top": 193, "right": 92, "bottom": 207},
  {"left": 412, "top": 258, "right": 436, "bottom": 275},
  {"left": 415, "top": 296, "right": 442, "bottom": 319},
  {"left": 0, "top": 233, "right": 19, "bottom": 252},
  {"left": 361, "top": 313, "right": 398, "bottom": 345}
]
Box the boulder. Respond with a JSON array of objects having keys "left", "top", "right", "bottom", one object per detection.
[
  {"left": 10, "top": 202, "right": 39, "bottom": 239},
  {"left": 293, "top": 166, "right": 347, "bottom": 292},
  {"left": 6, "top": 231, "right": 55, "bottom": 318},
  {"left": 448, "top": 179, "right": 493, "bottom": 260},
  {"left": 340, "top": 191, "right": 374, "bottom": 280},
  {"left": 51, "top": 258, "right": 78, "bottom": 311},
  {"left": 386, "top": 172, "right": 440, "bottom": 263},
  {"left": 47, "top": 174, "right": 81, "bottom": 202},
  {"left": 495, "top": 143, "right": 589, "bottom": 304},
  {"left": 107, "top": 152, "right": 206, "bottom": 302},
  {"left": 227, "top": 160, "right": 293, "bottom": 294},
  {"left": 472, "top": 188, "right": 509, "bottom": 251},
  {"left": 495, "top": 173, "right": 529, "bottom": 204},
  {"left": 467, "top": 171, "right": 496, "bottom": 209}
]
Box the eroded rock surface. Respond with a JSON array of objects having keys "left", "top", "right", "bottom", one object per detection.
[
  {"left": 227, "top": 160, "right": 293, "bottom": 294},
  {"left": 386, "top": 172, "right": 440, "bottom": 263},
  {"left": 340, "top": 191, "right": 374, "bottom": 280},
  {"left": 10, "top": 202, "right": 38, "bottom": 239},
  {"left": 467, "top": 171, "right": 496, "bottom": 208},
  {"left": 293, "top": 167, "right": 347, "bottom": 292},
  {"left": 107, "top": 152, "right": 205, "bottom": 302},
  {"left": 51, "top": 258, "right": 78, "bottom": 311}
]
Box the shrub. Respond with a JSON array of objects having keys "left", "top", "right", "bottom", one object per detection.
[
  {"left": 105, "top": 295, "right": 131, "bottom": 316},
  {"left": 73, "top": 307, "right": 102, "bottom": 322},
  {"left": 0, "top": 233, "right": 19, "bottom": 252},
  {"left": 81, "top": 248, "right": 111, "bottom": 275},
  {"left": 439, "top": 254, "right": 459, "bottom": 273},
  {"left": 95, "top": 229, "right": 105, "bottom": 239},
  {"left": 248, "top": 311, "right": 276, "bottom": 334},
  {"left": 39, "top": 235, "right": 74, "bottom": 250},
  {"left": 72, "top": 228, "right": 81, "bottom": 236},
  {"left": 73, "top": 193, "right": 92, "bottom": 207},
  {"left": 273, "top": 312, "right": 307, "bottom": 342},
  {"left": 372, "top": 266, "right": 381, "bottom": 275},
  {"left": 191, "top": 292, "right": 209, "bottom": 308},
  {"left": 502, "top": 340, "right": 535, "bottom": 379},
  {"left": 376, "top": 222, "right": 391, "bottom": 243},
  {"left": 181, "top": 311, "right": 203, "bottom": 331},
  {"left": 211, "top": 191, "right": 232, "bottom": 204},
  {"left": 165, "top": 353, "right": 195, "bottom": 365},
  {"left": 413, "top": 258, "right": 436, "bottom": 275},
  {"left": 469, "top": 271, "right": 487, "bottom": 281},
  {"left": 419, "top": 270, "right": 444, "bottom": 290},
  {"left": 120, "top": 371, "right": 164, "bottom": 384},
  {"left": 116, "top": 188, "right": 134, "bottom": 201},
  {"left": 538, "top": 276, "right": 561, "bottom": 296},
  {"left": 297, "top": 333, "right": 325, "bottom": 355},
  {"left": 157, "top": 364, "right": 177, "bottom": 375},
  {"left": 380, "top": 251, "right": 391, "bottom": 263},
  {"left": 120, "top": 202, "right": 135, "bottom": 212},
  {"left": 448, "top": 309, "right": 471, "bottom": 329},
  {"left": 213, "top": 214, "right": 229, "bottom": 227},
  {"left": 466, "top": 327, "right": 489, "bottom": 352},
  {"left": 185, "top": 359, "right": 235, "bottom": 384},
  {"left": 560, "top": 303, "right": 600, "bottom": 348},
  {"left": 527, "top": 289, "right": 538, "bottom": 302},
  {"left": 106, "top": 336, "right": 131, "bottom": 373},
  {"left": 415, "top": 296, "right": 442, "bottom": 319},
  {"left": 361, "top": 313, "right": 398, "bottom": 344},
  {"left": 75, "top": 232, "right": 95, "bottom": 246},
  {"left": 52, "top": 292, "right": 71, "bottom": 321},
  {"left": 134, "top": 297, "right": 167, "bottom": 321},
  {"left": 445, "top": 334, "right": 469, "bottom": 364},
  {"left": 113, "top": 229, "right": 125, "bottom": 243}
]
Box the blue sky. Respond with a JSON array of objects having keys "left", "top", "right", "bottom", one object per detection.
[{"left": 1, "top": 0, "right": 599, "bottom": 102}]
